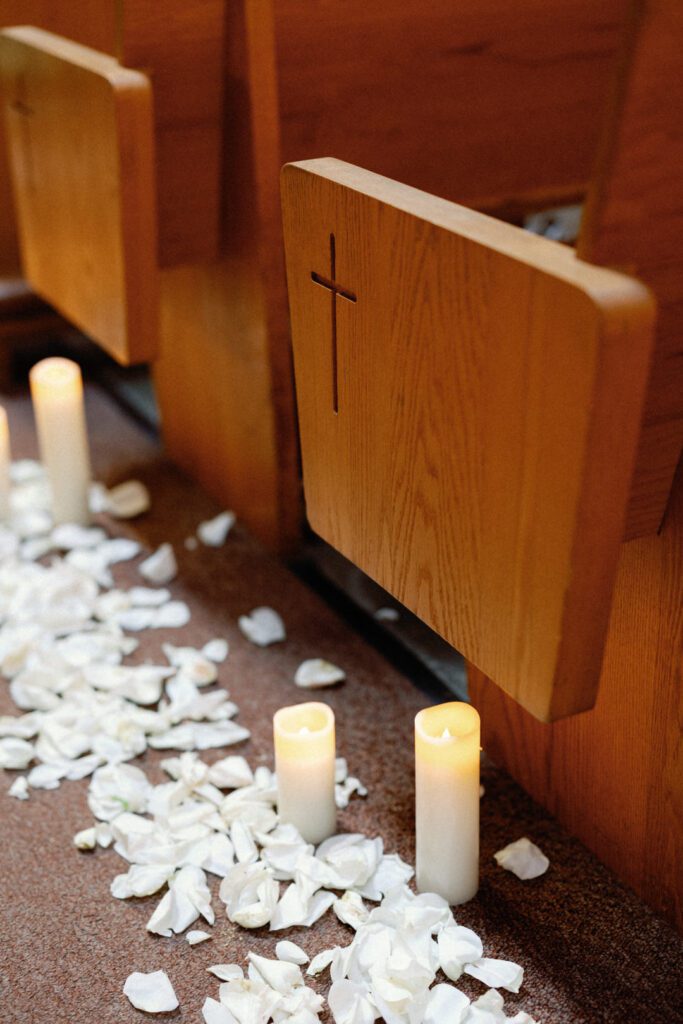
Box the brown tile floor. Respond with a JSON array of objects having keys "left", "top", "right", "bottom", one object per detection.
[{"left": 1, "top": 385, "right": 681, "bottom": 1024}]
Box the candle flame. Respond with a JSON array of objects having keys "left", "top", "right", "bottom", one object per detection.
[
  {"left": 441, "top": 727, "right": 452, "bottom": 739},
  {"left": 299, "top": 726, "right": 311, "bottom": 736}
]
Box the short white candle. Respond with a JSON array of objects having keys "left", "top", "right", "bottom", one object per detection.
[
  {"left": 415, "top": 701, "right": 480, "bottom": 904},
  {"left": 274, "top": 701, "right": 336, "bottom": 844},
  {"left": 29, "top": 358, "right": 91, "bottom": 525},
  {"left": 0, "top": 406, "right": 11, "bottom": 521}
]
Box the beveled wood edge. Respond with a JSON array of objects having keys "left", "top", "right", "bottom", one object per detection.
[
  {"left": 0, "top": 26, "right": 148, "bottom": 92},
  {"left": 281, "top": 158, "right": 655, "bottom": 320}
]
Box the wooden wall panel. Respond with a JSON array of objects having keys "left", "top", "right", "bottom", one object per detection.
[
  {"left": 469, "top": 455, "right": 683, "bottom": 929},
  {"left": 579, "top": 0, "right": 683, "bottom": 538},
  {"left": 118, "top": 0, "right": 226, "bottom": 265},
  {"left": 274, "top": 0, "right": 624, "bottom": 213}
]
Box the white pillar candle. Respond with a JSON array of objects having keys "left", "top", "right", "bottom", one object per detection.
[
  {"left": 274, "top": 701, "right": 336, "bottom": 844},
  {"left": 0, "top": 407, "right": 11, "bottom": 521},
  {"left": 415, "top": 701, "right": 480, "bottom": 904},
  {"left": 29, "top": 358, "right": 91, "bottom": 525}
]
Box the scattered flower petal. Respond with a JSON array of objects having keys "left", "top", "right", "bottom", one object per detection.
[
  {"left": 276, "top": 940, "right": 309, "bottom": 965},
  {"left": 123, "top": 970, "right": 178, "bottom": 1013},
  {"left": 465, "top": 957, "right": 524, "bottom": 993},
  {"left": 139, "top": 543, "right": 177, "bottom": 584},
  {"left": 494, "top": 837, "right": 549, "bottom": 881},
  {"left": 295, "top": 659, "right": 346, "bottom": 689},
  {"left": 105, "top": 480, "right": 151, "bottom": 519},
  {"left": 8, "top": 775, "right": 29, "bottom": 799},
  {"left": 198, "top": 511, "right": 236, "bottom": 547},
  {"left": 238, "top": 607, "right": 286, "bottom": 647}
]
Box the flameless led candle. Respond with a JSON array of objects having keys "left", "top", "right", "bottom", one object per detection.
[
  {"left": 274, "top": 701, "right": 336, "bottom": 844},
  {"left": 0, "top": 406, "right": 10, "bottom": 521},
  {"left": 415, "top": 701, "right": 480, "bottom": 904},
  {"left": 29, "top": 358, "right": 91, "bottom": 525}
]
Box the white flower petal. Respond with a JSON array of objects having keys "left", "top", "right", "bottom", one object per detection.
[
  {"left": 248, "top": 952, "right": 303, "bottom": 994},
  {"left": 334, "top": 891, "right": 369, "bottom": 930},
  {"left": 307, "top": 949, "right": 336, "bottom": 978},
  {"left": 202, "top": 996, "right": 238, "bottom": 1024},
  {"left": 219, "top": 862, "right": 279, "bottom": 930},
  {"left": 276, "top": 940, "right": 309, "bottom": 965},
  {"left": 295, "top": 658, "right": 346, "bottom": 689},
  {"left": 493, "top": 838, "right": 549, "bottom": 881},
  {"left": 128, "top": 586, "right": 171, "bottom": 607},
  {"left": 423, "top": 983, "right": 470, "bottom": 1024},
  {"left": 154, "top": 600, "right": 191, "bottom": 629},
  {"left": 328, "top": 979, "right": 376, "bottom": 1024},
  {"left": 187, "top": 929, "right": 212, "bottom": 945},
  {"left": 238, "top": 607, "right": 286, "bottom": 647},
  {"left": 438, "top": 925, "right": 483, "bottom": 980},
  {"left": 88, "top": 763, "right": 152, "bottom": 821},
  {"left": 208, "top": 756, "right": 254, "bottom": 790},
  {"left": 202, "top": 639, "right": 229, "bottom": 663},
  {"left": 207, "top": 965, "right": 244, "bottom": 982},
  {"left": 8, "top": 775, "right": 29, "bottom": 799},
  {"left": 123, "top": 970, "right": 178, "bottom": 1013},
  {"left": 374, "top": 607, "right": 399, "bottom": 622},
  {"left": 0, "top": 737, "right": 34, "bottom": 769},
  {"left": 105, "top": 480, "right": 150, "bottom": 519},
  {"left": 465, "top": 957, "right": 524, "bottom": 993},
  {"left": 197, "top": 511, "right": 236, "bottom": 547},
  {"left": 139, "top": 543, "right": 177, "bottom": 585}
]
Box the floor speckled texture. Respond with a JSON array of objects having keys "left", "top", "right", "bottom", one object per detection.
[{"left": 1, "top": 384, "right": 681, "bottom": 1024}]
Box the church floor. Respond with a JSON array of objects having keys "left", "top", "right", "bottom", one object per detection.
[{"left": 1, "top": 384, "right": 681, "bottom": 1024}]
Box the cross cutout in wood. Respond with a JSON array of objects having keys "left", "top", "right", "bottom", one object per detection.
[
  {"left": 310, "top": 233, "right": 357, "bottom": 413},
  {"left": 282, "top": 158, "right": 655, "bottom": 723}
]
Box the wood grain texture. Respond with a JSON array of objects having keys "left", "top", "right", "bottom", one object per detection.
[
  {"left": 117, "top": 0, "right": 226, "bottom": 265},
  {"left": 0, "top": 27, "right": 158, "bottom": 365},
  {"left": 282, "top": 158, "right": 655, "bottom": 721},
  {"left": 0, "top": 0, "right": 117, "bottom": 276},
  {"left": 152, "top": 0, "right": 302, "bottom": 551},
  {"left": 579, "top": 0, "right": 683, "bottom": 539},
  {"left": 152, "top": 0, "right": 627, "bottom": 551},
  {"left": 274, "top": 0, "right": 623, "bottom": 212},
  {"left": 469, "top": 453, "right": 683, "bottom": 930},
  {"left": 470, "top": 1, "right": 683, "bottom": 931}
]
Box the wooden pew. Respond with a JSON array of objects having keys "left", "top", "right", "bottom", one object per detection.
[
  {"left": 280, "top": 0, "right": 682, "bottom": 930},
  {"left": 469, "top": 0, "right": 683, "bottom": 932},
  {"left": 1, "top": 0, "right": 626, "bottom": 547}
]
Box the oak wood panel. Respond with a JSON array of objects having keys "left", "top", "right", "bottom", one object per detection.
[
  {"left": 0, "top": 27, "right": 158, "bottom": 364},
  {"left": 274, "top": 0, "right": 624, "bottom": 213},
  {"left": 0, "top": 1, "right": 117, "bottom": 276},
  {"left": 154, "top": 260, "right": 282, "bottom": 547},
  {"left": 153, "top": 0, "right": 302, "bottom": 552},
  {"left": 469, "top": 453, "right": 683, "bottom": 930},
  {"left": 579, "top": 0, "right": 683, "bottom": 539},
  {"left": 282, "top": 158, "right": 655, "bottom": 721},
  {"left": 117, "top": 0, "right": 226, "bottom": 266}
]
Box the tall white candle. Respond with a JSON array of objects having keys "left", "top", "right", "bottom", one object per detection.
[
  {"left": 274, "top": 701, "right": 336, "bottom": 844},
  {"left": 0, "top": 406, "right": 10, "bottom": 521},
  {"left": 415, "top": 701, "right": 480, "bottom": 904},
  {"left": 29, "top": 358, "right": 91, "bottom": 525}
]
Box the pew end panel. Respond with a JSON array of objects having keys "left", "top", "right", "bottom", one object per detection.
[
  {"left": 0, "top": 26, "right": 158, "bottom": 366},
  {"left": 281, "top": 157, "right": 655, "bottom": 723}
]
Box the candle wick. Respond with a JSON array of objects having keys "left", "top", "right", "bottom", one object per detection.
[{"left": 441, "top": 727, "right": 452, "bottom": 739}]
